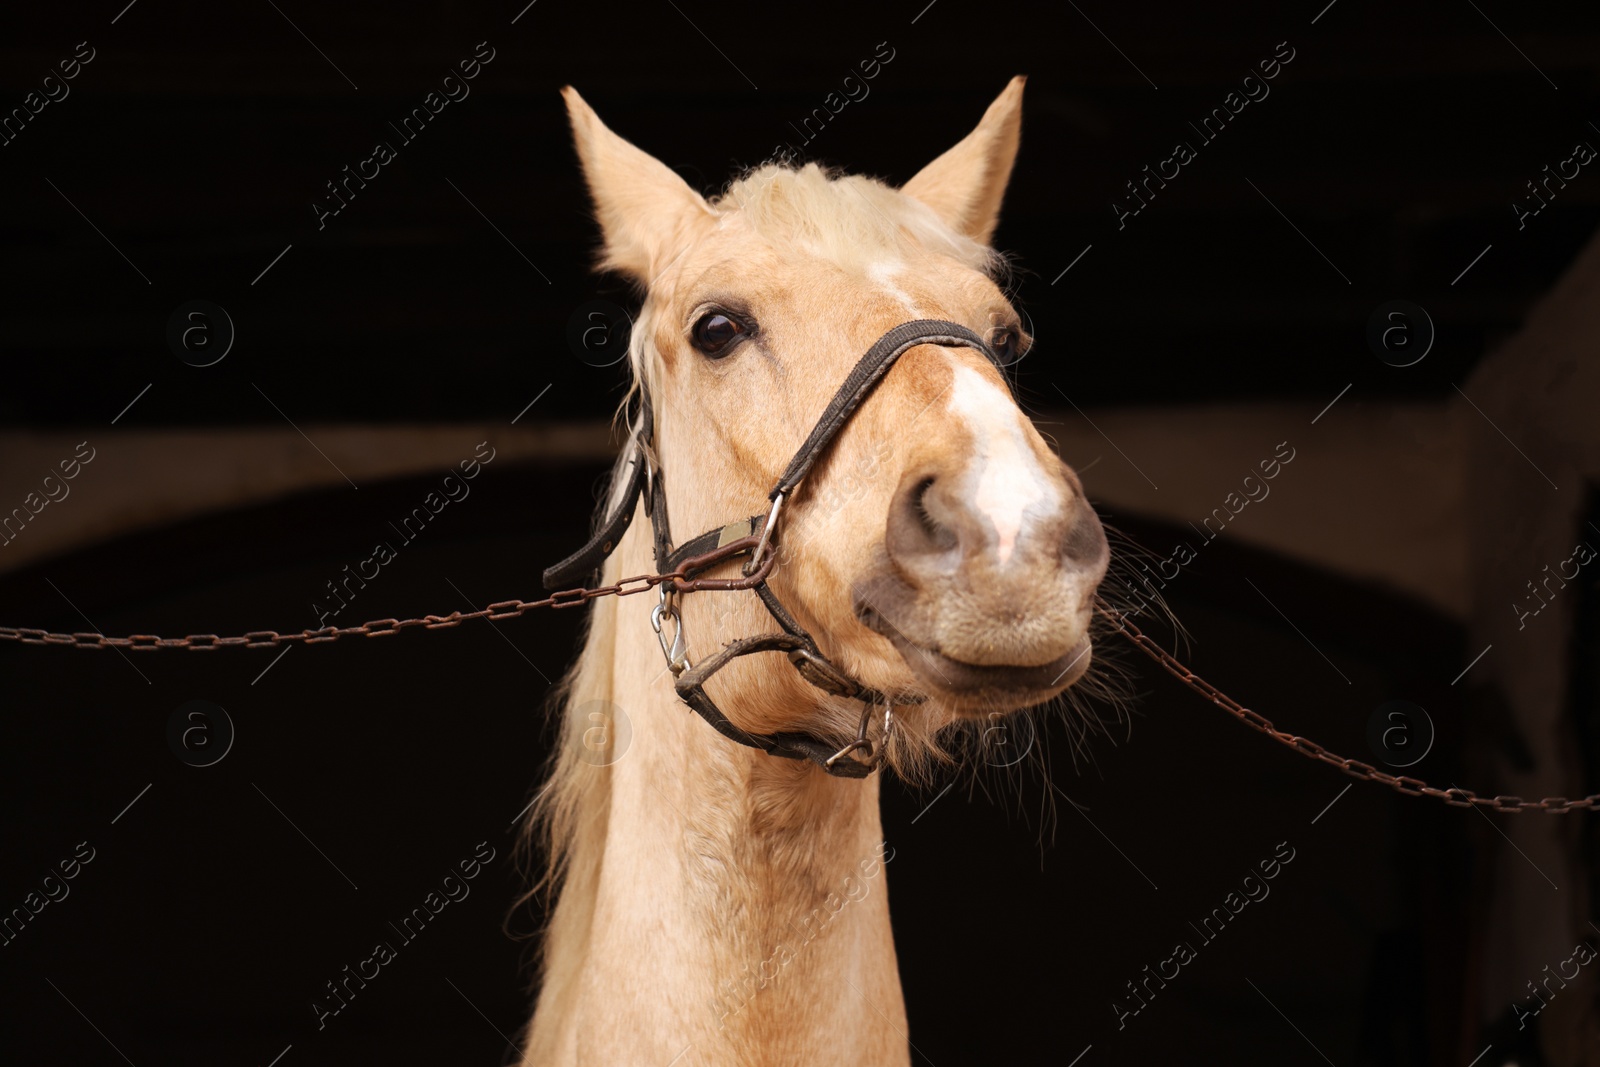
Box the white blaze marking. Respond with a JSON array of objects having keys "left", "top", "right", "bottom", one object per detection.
[
  {"left": 946, "top": 363, "right": 1050, "bottom": 564},
  {"left": 869, "top": 261, "right": 921, "bottom": 316}
]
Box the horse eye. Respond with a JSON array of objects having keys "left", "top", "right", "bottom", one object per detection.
[
  {"left": 691, "top": 312, "right": 748, "bottom": 358},
  {"left": 988, "top": 325, "right": 1021, "bottom": 363}
]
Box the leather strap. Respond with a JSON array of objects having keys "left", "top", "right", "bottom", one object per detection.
[
  {"left": 665, "top": 515, "right": 768, "bottom": 576},
  {"left": 647, "top": 461, "right": 674, "bottom": 575},
  {"left": 540, "top": 453, "right": 647, "bottom": 591},
  {"left": 770, "top": 320, "right": 991, "bottom": 499},
  {"left": 547, "top": 320, "right": 992, "bottom": 589},
  {"left": 674, "top": 634, "right": 877, "bottom": 778},
  {"left": 541, "top": 390, "right": 659, "bottom": 591}
]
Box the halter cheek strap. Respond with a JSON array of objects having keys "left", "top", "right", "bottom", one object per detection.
[
  {"left": 540, "top": 391, "right": 661, "bottom": 590},
  {"left": 542, "top": 319, "right": 999, "bottom": 778}
]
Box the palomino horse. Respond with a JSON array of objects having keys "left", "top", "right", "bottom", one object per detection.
[{"left": 521, "top": 77, "right": 1110, "bottom": 1065}]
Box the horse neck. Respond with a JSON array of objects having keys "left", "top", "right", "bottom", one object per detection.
[{"left": 526, "top": 515, "right": 910, "bottom": 1067}]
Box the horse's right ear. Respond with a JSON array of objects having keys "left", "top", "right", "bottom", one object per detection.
[{"left": 561, "top": 86, "right": 714, "bottom": 283}]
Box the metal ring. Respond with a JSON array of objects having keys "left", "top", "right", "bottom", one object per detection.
[
  {"left": 743, "top": 492, "right": 784, "bottom": 576},
  {"left": 825, "top": 697, "right": 886, "bottom": 770}
]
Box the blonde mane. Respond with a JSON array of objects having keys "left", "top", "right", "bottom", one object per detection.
[{"left": 713, "top": 162, "right": 1000, "bottom": 276}]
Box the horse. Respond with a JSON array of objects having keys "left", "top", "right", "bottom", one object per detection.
[{"left": 518, "top": 76, "right": 1110, "bottom": 1066}]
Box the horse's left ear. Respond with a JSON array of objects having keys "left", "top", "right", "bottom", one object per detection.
[{"left": 901, "top": 76, "right": 1025, "bottom": 245}]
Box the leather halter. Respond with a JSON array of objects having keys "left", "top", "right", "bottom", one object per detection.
[{"left": 542, "top": 319, "right": 1000, "bottom": 778}]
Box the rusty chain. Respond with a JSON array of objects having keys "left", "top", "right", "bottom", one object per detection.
[
  {"left": 0, "top": 534, "right": 774, "bottom": 653},
  {"left": 1097, "top": 599, "right": 1596, "bottom": 814},
  {"left": 0, "top": 553, "right": 1591, "bottom": 812},
  {"left": 0, "top": 582, "right": 640, "bottom": 651}
]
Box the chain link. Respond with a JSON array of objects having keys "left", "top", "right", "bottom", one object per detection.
[
  {"left": 0, "top": 577, "right": 658, "bottom": 651},
  {"left": 0, "top": 535, "right": 774, "bottom": 654},
  {"left": 1096, "top": 598, "right": 1597, "bottom": 813},
  {"left": 2, "top": 568, "right": 1593, "bottom": 812}
]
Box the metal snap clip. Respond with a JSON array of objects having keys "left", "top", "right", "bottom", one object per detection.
[{"left": 650, "top": 598, "right": 691, "bottom": 675}]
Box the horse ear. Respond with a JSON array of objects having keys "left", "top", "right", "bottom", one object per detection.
[
  {"left": 561, "top": 86, "right": 714, "bottom": 281},
  {"left": 901, "top": 76, "right": 1025, "bottom": 245}
]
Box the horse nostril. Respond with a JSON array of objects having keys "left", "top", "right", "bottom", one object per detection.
[
  {"left": 913, "top": 477, "right": 941, "bottom": 540},
  {"left": 912, "top": 476, "right": 961, "bottom": 554},
  {"left": 1060, "top": 496, "right": 1110, "bottom": 570},
  {"left": 889, "top": 471, "right": 959, "bottom": 563}
]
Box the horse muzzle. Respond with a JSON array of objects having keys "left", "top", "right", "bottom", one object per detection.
[{"left": 852, "top": 458, "right": 1109, "bottom": 710}]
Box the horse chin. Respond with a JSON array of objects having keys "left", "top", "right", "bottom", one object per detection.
[{"left": 860, "top": 611, "right": 1093, "bottom": 714}]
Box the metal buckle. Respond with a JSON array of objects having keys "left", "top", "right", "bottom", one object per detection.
[{"left": 824, "top": 699, "right": 893, "bottom": 770}]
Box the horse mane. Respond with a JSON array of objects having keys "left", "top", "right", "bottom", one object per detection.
[
  {"left": 512, "top": 405, "right": 639, "bottom": 921},
  {"left": 712, "top": 161, "right": 1002, "bottom": 277}
]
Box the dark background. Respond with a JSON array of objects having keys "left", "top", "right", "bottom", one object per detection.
[
  {"left": 4, "top": 0, "right": 1599, "bottom": 426},
  {"left": 2, "top": 1, "right": 1598, "bottom": 1065}
]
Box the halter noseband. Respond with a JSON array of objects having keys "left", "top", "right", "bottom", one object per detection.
[{"left": 542, "top": 319, "right": 999, "bottom": 779}]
